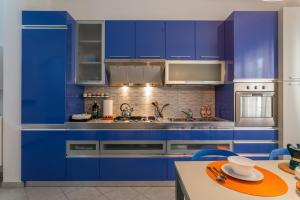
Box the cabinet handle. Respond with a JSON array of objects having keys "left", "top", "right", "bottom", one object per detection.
[
  {"left": 170, "top": 56, "right": 192, "bottom": 58},
  {"left": 201, "top": 56, "right": 219, "bottom": 58},
  {"left": 138, "top": 56, "right": 161, "bottom": 58},
  {"left": 288, "top": 83, "right": 300, "bottom": 86},
  {"left": 289, "top": 76, "right": 300, "bottom": 80},
  {"left": 109, "top": 56, "right": 131, "bottom": 58}
]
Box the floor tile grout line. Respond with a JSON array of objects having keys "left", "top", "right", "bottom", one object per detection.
[
  {"left": 24, "top": 187, "right": 30, "bottom": 200},
  {"left": 60, "top": 187, "right": 71, "bottom": 200}
]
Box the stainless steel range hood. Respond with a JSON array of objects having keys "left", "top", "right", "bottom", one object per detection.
[{"left": 105, "top": 60, "right": 165, "bottom": 86}]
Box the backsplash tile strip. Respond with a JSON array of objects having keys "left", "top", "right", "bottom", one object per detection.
[{"left": 84, "top": 86, "right": 215, "bottom": 118}]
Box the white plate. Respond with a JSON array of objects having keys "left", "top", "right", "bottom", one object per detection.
[{"left": 221, "top": 163, "right": 264, "bottom": 182}]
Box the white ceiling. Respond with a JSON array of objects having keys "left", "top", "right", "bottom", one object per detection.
[{"left": 44, "top": 0, "right": 300, "bottom": 20}]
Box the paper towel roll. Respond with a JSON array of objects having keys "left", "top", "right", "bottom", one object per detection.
[{"left": 103, "top": 100, "right": 113, "bottom": 118}]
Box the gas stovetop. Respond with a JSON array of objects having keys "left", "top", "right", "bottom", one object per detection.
[{"left": 114, "top": 116, "right": 156, "bottom": 122}]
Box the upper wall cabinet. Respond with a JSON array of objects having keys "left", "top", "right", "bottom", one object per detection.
[
  {"left": 225, "top": 11, "right": 278, "bottom": 80},
  {"left": 196, "top": 21, "right": 224, "bottom": 60},
  {"left": 166, "top": 21, "right": 196, "bottom": 60},
  {"left": 135, "top": 21, "right": 166, "bottom": 59},
  {"left": 76, "top": 21, "right": 105, "bottom": 85},
  {"left": 22, "top": 11, "right": 83, "bottom": 124},
  {"left": 22, "top": 11, "right": 68, "bottom": 124},
  {"left": 105, "top": 21, "right": 135, "bottom": 59}
]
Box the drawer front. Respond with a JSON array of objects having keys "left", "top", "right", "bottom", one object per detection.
[
  {"left": 167, "top": 130, "right": 233, "bottom": 140},
  {"left": 100, "top": 140, "right": 166, "bottom": 154},
  {"left": 234, "top": 130, "right": 278, "bottom": 140},
  {"left": 99, "top": 158, "right": 168, "bottom": 181},
  {"left": 167, "top": 140, "right": 232, "bottom": 155},
  {"left": 234, "top": 142, "right": 278, "bottom": 154},
  {"left": 99, "top": 130, "right": 167, "bottom": 140}
]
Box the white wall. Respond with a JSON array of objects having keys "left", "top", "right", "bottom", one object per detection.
[
  {"left": 2, "top": 0, "right": 51, "bottom": 184},
  {"left": 2, "top": 0, "right": 300, "bottom": 184},
  {"left": 50, "top": 0, "right": 300, "bottom": 20}
]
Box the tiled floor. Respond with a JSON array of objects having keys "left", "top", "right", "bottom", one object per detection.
[{"left": 0, "top": 187, "right": 176, "bottom": 200}]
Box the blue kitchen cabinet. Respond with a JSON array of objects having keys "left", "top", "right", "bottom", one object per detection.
[
  {"left": 22, "top": 131, "right": 66, "bottom": 181},
  {"left": 22, "top": 27, "right": 66, "bottom": 124},
  {"left": 135, "top": 21, "right": 165, "bottom": 59},
  {"left": 66, "top": 158, "right": 100, "bottom": 180},
  {"left": 99, "top": 130, "right": 167, "bottom": 140},
  {"left": 225, "top": 11, "right": 278, "bottom": 79},
  {"left": 166, "top": 21, "right": 196, "bottom": 60},
  {"left": 22, "top": 11, "right": 68, "bottom": 25},
  {"left": 99, "top": 158, "right": 168, "bottom": 181},
  {"left": 167, "top": 130, "right": 233, "bottom": 140},
  {"left": 167, "top": 157, "right": 191, "bottom": 180},
  {"left": 233, "top": 129, "right": 278, "bottom": 159},
  {"left": 234, "top": 142, "right": 278, "bottom": 154},
  {"left": 105, "top": 21, "right": 135, "bottom": 59},
  {"left": 195, "top": 21, "right": 224, "bottom": 60},
  {"left": 234, "top": 129, "right": 278, "bottom": 140}
]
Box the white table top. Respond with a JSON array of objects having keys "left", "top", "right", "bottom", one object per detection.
[{"left": 175, "top": 161, "right": 300, "bottom": 200}]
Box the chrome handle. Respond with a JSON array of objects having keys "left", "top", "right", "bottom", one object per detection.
[
  {"left": 289, "top": 76, "right": 300, "bottom": 80},
  {"left": 288, "top": 83, "right": 300, "bottom": 85},
  {"left": 109, "top": 56, "right": 131, "bottom": 58},
  {"left": 138, "top": 56, "right": 161, "bottom": 58},
  {"left": 170, "top": 56, "right": 192, "bottom": 58},
  {"left": 201, "top": 56, "right": 220, "bottom": 59}
]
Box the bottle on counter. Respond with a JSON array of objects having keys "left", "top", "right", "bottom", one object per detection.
[{"left": 92, "top": 101, "right": 100, "bottom": 119}]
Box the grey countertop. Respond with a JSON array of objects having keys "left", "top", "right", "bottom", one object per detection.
[{"left": 21, "top": 119, "right": 234, "bottom": 130}]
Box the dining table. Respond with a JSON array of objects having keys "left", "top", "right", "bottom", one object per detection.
[{"left": 175, "top": 160, "right": 300, "bottom": 200}]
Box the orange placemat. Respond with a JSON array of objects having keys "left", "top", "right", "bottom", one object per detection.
[
  {"left": 206, "top": 161, "right": 288, "bottom": 197},
  {"left": 278, "top": 162, "right": 295, "bottom": 175}
]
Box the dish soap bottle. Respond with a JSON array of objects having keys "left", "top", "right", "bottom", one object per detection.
[{"left": 92, "top": 101, "right": 100, "bottom": 119}]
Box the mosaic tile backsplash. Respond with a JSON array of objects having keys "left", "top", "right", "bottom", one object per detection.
[{"left": 84, "top": 86, "right": 215, "bottom": 118}]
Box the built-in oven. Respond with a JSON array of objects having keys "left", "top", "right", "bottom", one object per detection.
[
  {"left": 235, "top": 82, "right": 277, "bottom": 127},
  {"left": 66, "top": 141, "right": 100, "bottom": 157}
]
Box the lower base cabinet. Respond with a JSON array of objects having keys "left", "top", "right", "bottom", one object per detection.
[
  {"left": 22, "top": 131, "right": 66, "bottom": 181},
  {"left": 167, "top": 157, "right": 191, "bottom": 180},
  {"left": 99, "top": 158, "right": 168, "bottom": 181},
  {"left": 66, "top": 158, "right": 100, "bottom": 181}
]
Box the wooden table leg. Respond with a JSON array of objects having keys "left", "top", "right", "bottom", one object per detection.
[{"left": 176, "top": 171, "right": 185, "bottom": 200}]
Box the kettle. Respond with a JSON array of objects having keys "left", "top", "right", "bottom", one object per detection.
[
  {"left": 120, "top": 103, "right": 133, "bottom": 118},
  {"left": 287, "top": 144, "right": 300, "bottom": 170}
]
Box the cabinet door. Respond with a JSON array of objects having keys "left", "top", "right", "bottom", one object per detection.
[
  {"left": 196, "top": 21, "right": 224, "bottom": 60},
  {"left": 22, "top": 28, "right": 66, "bottom": 124},
  {"left": 234, "top": 12, "right": 278, "bottom": 79},
  {"left": 282, "top": 8, "right": 300, "bottom": 81},
  {"left": 99, "top": 158, "right": 168, "bottom": 181},
  {"left": 105, "top": 21, "right": 135, "bottom": 59},
  {"left": 283, "top": 82, "right": 300, "bottom": 146},
  {"left": 166, "top": 21, "right": 196, "bottom": 60},
  {"left": 22, "top": 131, "right": 66, "bottom": 181},
  {"left": 167, "top": 157, "right": 191, "bottom": 180},
  {"left": 66, "top": 158, "right": 100, "bottom": 180},
  {"left": 135, "top": 21, "right": 165, "bottom": 59}
]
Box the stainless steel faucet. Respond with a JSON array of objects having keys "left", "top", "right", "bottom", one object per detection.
[{"left": 182, "top": 109, "right": 194, "bottom": 120}]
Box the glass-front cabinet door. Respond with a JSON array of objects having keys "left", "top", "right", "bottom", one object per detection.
[
  {"left": 100, "top": 141, "right": 166, "bottom": 154},
  {"left": 167, "top": 140, "right": 232, "bottom": 155},
  {"left": 76, "top": 21, "right": 105, "bottom": 85}
]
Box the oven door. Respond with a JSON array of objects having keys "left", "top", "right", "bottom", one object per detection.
[{"left": 235, "top": 92, "right": 277, "bottom": 127}]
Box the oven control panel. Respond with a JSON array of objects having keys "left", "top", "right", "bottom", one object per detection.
[{"left": 234, "top": 82, "right": 276, "bottom": 92}]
